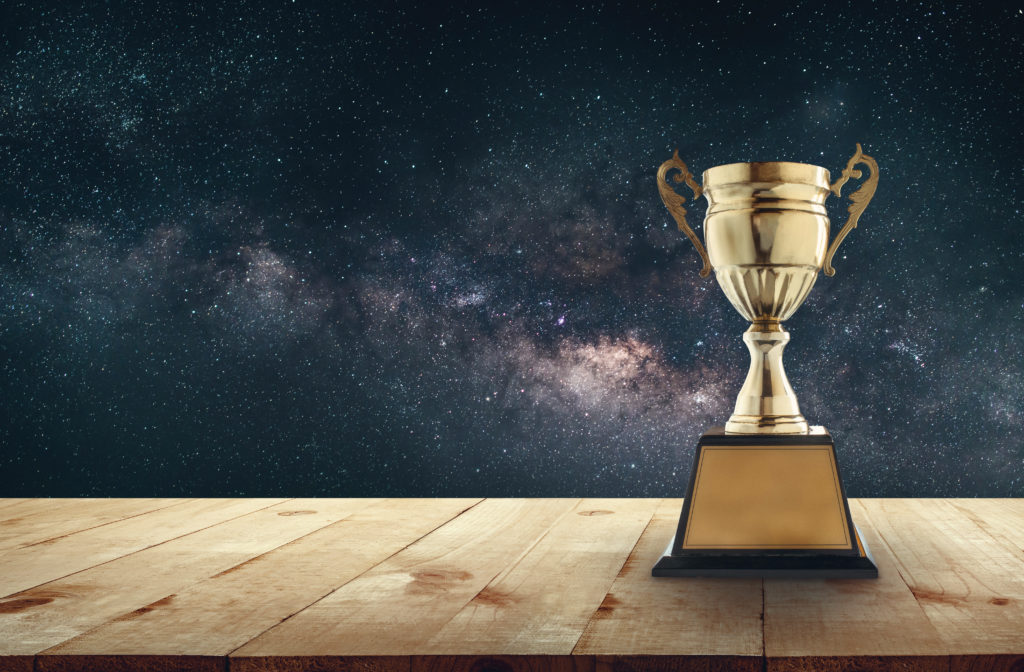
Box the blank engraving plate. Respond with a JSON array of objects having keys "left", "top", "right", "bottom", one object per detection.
[{"left": 682, "top": 445, "right": 852, "bottom": 550}]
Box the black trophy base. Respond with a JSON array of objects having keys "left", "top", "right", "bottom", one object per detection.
[
  {"left": 653, "top": 547, "right": 879, "bottom": 578},
  {"left": 654, "top": 426, "right": 878, "bottom": 579}
]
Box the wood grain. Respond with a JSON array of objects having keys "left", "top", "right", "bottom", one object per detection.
[
  {"left": 574, "top": 498, "right": 762, "bottom": 662},
  {"left": 0, "top": 499, "right": 286, "bottom": 598},
  {"left": 0, "top": 498, "right": 1022, "bottom": 672},
  {"left": 41, "top": 499, "right": 478, "bottom": 663},
  {"left": 594, "top": 654, "right": 762, "bottom": 671},
  {"left": 946, "top": 499, "right": 1024, "bottom": 556},
  {"left": 765, "top": 656, "right": 948, "bottom": 672},
  {"left": 231, "top": 499, "right": 582, "bottom": 658},
  {"left": 0, "top": 654, "right": 32, "bottom": 672},
  {"left": 34, "top": 654, "right": 225, "bottom": 672},
  {"left": 413, "top": 655, "right": 592, "bottom": 672},
  {"left": 949, "top": 653, "right": 1024, "bottom": 672},
  {"left": 231, "top": 655, "right": 409, "bottom": 672},
  {"left": 0, "top": 499, "right": 385, "bottom": 656},
  {"left": 0, "top": 499, "right": 189, "bottom": 552},
  {"left": 421, "top": 499, "right": 660, "bottom": 655},
  {"left": 763, "top": 499, "right": 947, "bottom": 669},
  {"left": 944, "top": 501, "right": 1024, "bottom": 672},
  {"left": 859, "top": 498, "right": 1024, "bottom": 656}
]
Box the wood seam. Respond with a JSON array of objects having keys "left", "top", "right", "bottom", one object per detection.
[
  {"left": 32, "top": 499, "right": 388, "bottom": 658},
  {"left": 946, "top": 499, "right": 1024, "bottom": 558},
  {"left": 3, "top": 498, "right": 293, "bottom": 600},
  {"left": 569, "top": 497, "right": 664, "bottom": 656},
  {"left": 857, "top": 501, "right": 944, "bottom": 622},
  {"left": 222, "top": 497, "right": 486, "bottom": 659},
  {"left": 854, "top": 500, "right": 954, "bottom": 668},
  {"left": 204, "top": 500, "right": 387, "bottom": 581},
  {"left": 423, "top": 497, "right": 586, "bottom": 640},
  {"left": 760, "top": 577, "right": 767, "bottom": 672},
  {"left": 16, "top": 499, "right": 198, "bottom": 550}
]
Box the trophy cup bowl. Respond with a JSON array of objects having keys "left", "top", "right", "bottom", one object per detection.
[{"left": 657, "top": 146, "right": 879, "bottom": 434}]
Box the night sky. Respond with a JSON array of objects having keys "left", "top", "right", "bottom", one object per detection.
[{"left": 1, "top": 2, "right": 1022, "bottom": 497}]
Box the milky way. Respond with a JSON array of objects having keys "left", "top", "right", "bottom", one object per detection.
[{"left": 1, "top": 2, "right": 1022, "bottom": 496}]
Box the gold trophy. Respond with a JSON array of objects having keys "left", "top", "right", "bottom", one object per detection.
[{"left": 653, "top": 145, "right": 879, "bottom": 577}]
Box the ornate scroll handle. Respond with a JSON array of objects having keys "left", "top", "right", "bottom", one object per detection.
[
  {"left": 658, "top": 150, "right": 711, "bottom": 278},
  {"left": 824, "top": 143, "right": 879, "bottom": 277}
]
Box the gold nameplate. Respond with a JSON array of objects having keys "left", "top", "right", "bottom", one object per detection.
[{"left": 682, "top": 445, "right": 852, "bottom": 550}]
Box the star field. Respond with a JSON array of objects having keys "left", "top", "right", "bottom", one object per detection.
[{"left": 1, "top": 2, "right": 1023, "bottom": 496}]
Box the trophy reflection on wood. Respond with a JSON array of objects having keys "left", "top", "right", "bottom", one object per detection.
[{"left": 653, "top": 145, "right": 879, "bottom": 578}]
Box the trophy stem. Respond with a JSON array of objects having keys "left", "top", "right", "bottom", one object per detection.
[{"left": 725, "top": 321, "right": 809, "bottom": 434}]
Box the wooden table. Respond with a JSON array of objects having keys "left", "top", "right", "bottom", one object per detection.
[{"left": 0, "top": 498, "right": 1022, "bottom": 672}]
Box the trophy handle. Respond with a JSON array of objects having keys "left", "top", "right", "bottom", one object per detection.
[
  {"left": 658, "top": 150, "right": 711, "bottom": 278},
  {"left": 824, "top": 143, "right": 879, "bottom": 277}
]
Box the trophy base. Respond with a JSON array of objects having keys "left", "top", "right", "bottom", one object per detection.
[
  {"left": 653, "top": 426, "right": 877, "bottom": 579},
  {"left": 652, "top": 544, "right": 878, "bottom": 578}
]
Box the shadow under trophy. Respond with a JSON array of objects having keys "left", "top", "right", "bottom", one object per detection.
[{"left": 653, "top": 145, "right": 879, "bottom": 578}]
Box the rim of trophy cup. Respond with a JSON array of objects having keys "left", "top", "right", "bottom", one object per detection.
[{"left": 703, "top": 161, "right": 832, "bottom": 187}]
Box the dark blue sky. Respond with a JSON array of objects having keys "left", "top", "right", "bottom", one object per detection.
[{"left": 1, "top": 2, "right": 1022, "bottom": 496}]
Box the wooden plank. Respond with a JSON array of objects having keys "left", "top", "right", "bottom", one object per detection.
[
  {"left": 574, "top": 498, "right": 762, "bottom": 671},
  {"left": 0, "top": 499, "right": 190, "bottom": 551},
  {"left": 231, "top": 655, "right": 409, "bottom": 672},
  {"left": 950, "top": 653, "right": 1024, "bottom": 672},
  {"left": 414, "top": 656, "right": 591, "bottom": 672},
  {"left": 0, "top": 655, "right": 32, "bottom": 672},
  {"left": 946, "top": 499, "right": 1024, "bottom": 555},
  {"left": 763, "top": 499, "right": 948, "bottom": 672},
  {"left": 415, "top": 498, "right": 661, "bottom": 656},
  {"left": 766, "top": 655, "right": 948, "bottom": 672},
  {"left": 594, "top": 656, "right": 763, "bottom": 672},
  {"left": 0, "top": 498, "right": 286, "bottom": 597},
  {"left": 946, "top": 498, "right": 1024, "bottom": 668},
  {"left": 33, "top": 654, "right": 225, "bottom": 672},
  {"left": 858, "top": 499, "right": 1024, "bottom": 662},
  {"left": 0, "top": 499, "right": 386, "bottom": 657},
  {"left": 0, "top": 499, "right": 120, "bottom": 518},
  {"left": 230, "top": 499, "right": 582, "bottom": 661},
  {"left": 42, "top": 499, "right": 480, "bottom": 666}
]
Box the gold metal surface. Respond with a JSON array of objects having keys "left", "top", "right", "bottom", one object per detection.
[
  {"left": 657, "top": 150, "right": 711, "bottom": 278},
  {"left": 655, "top": 147, "right": 878, "bottom": 434},
  {"left": 824, "top": 143, "right": 879, "bottom": 276},
  {"left": 682, "top": 444, "right": 852, "bottom": 550},
  {"left": 703, "top": 161, "right": 831, "bottom": 321},
  {"left": 702, "top": 161, "right": 831, "bottom": 434},
  {"left": 725, "top": 325, "right": 807, "bottom": 434}
]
